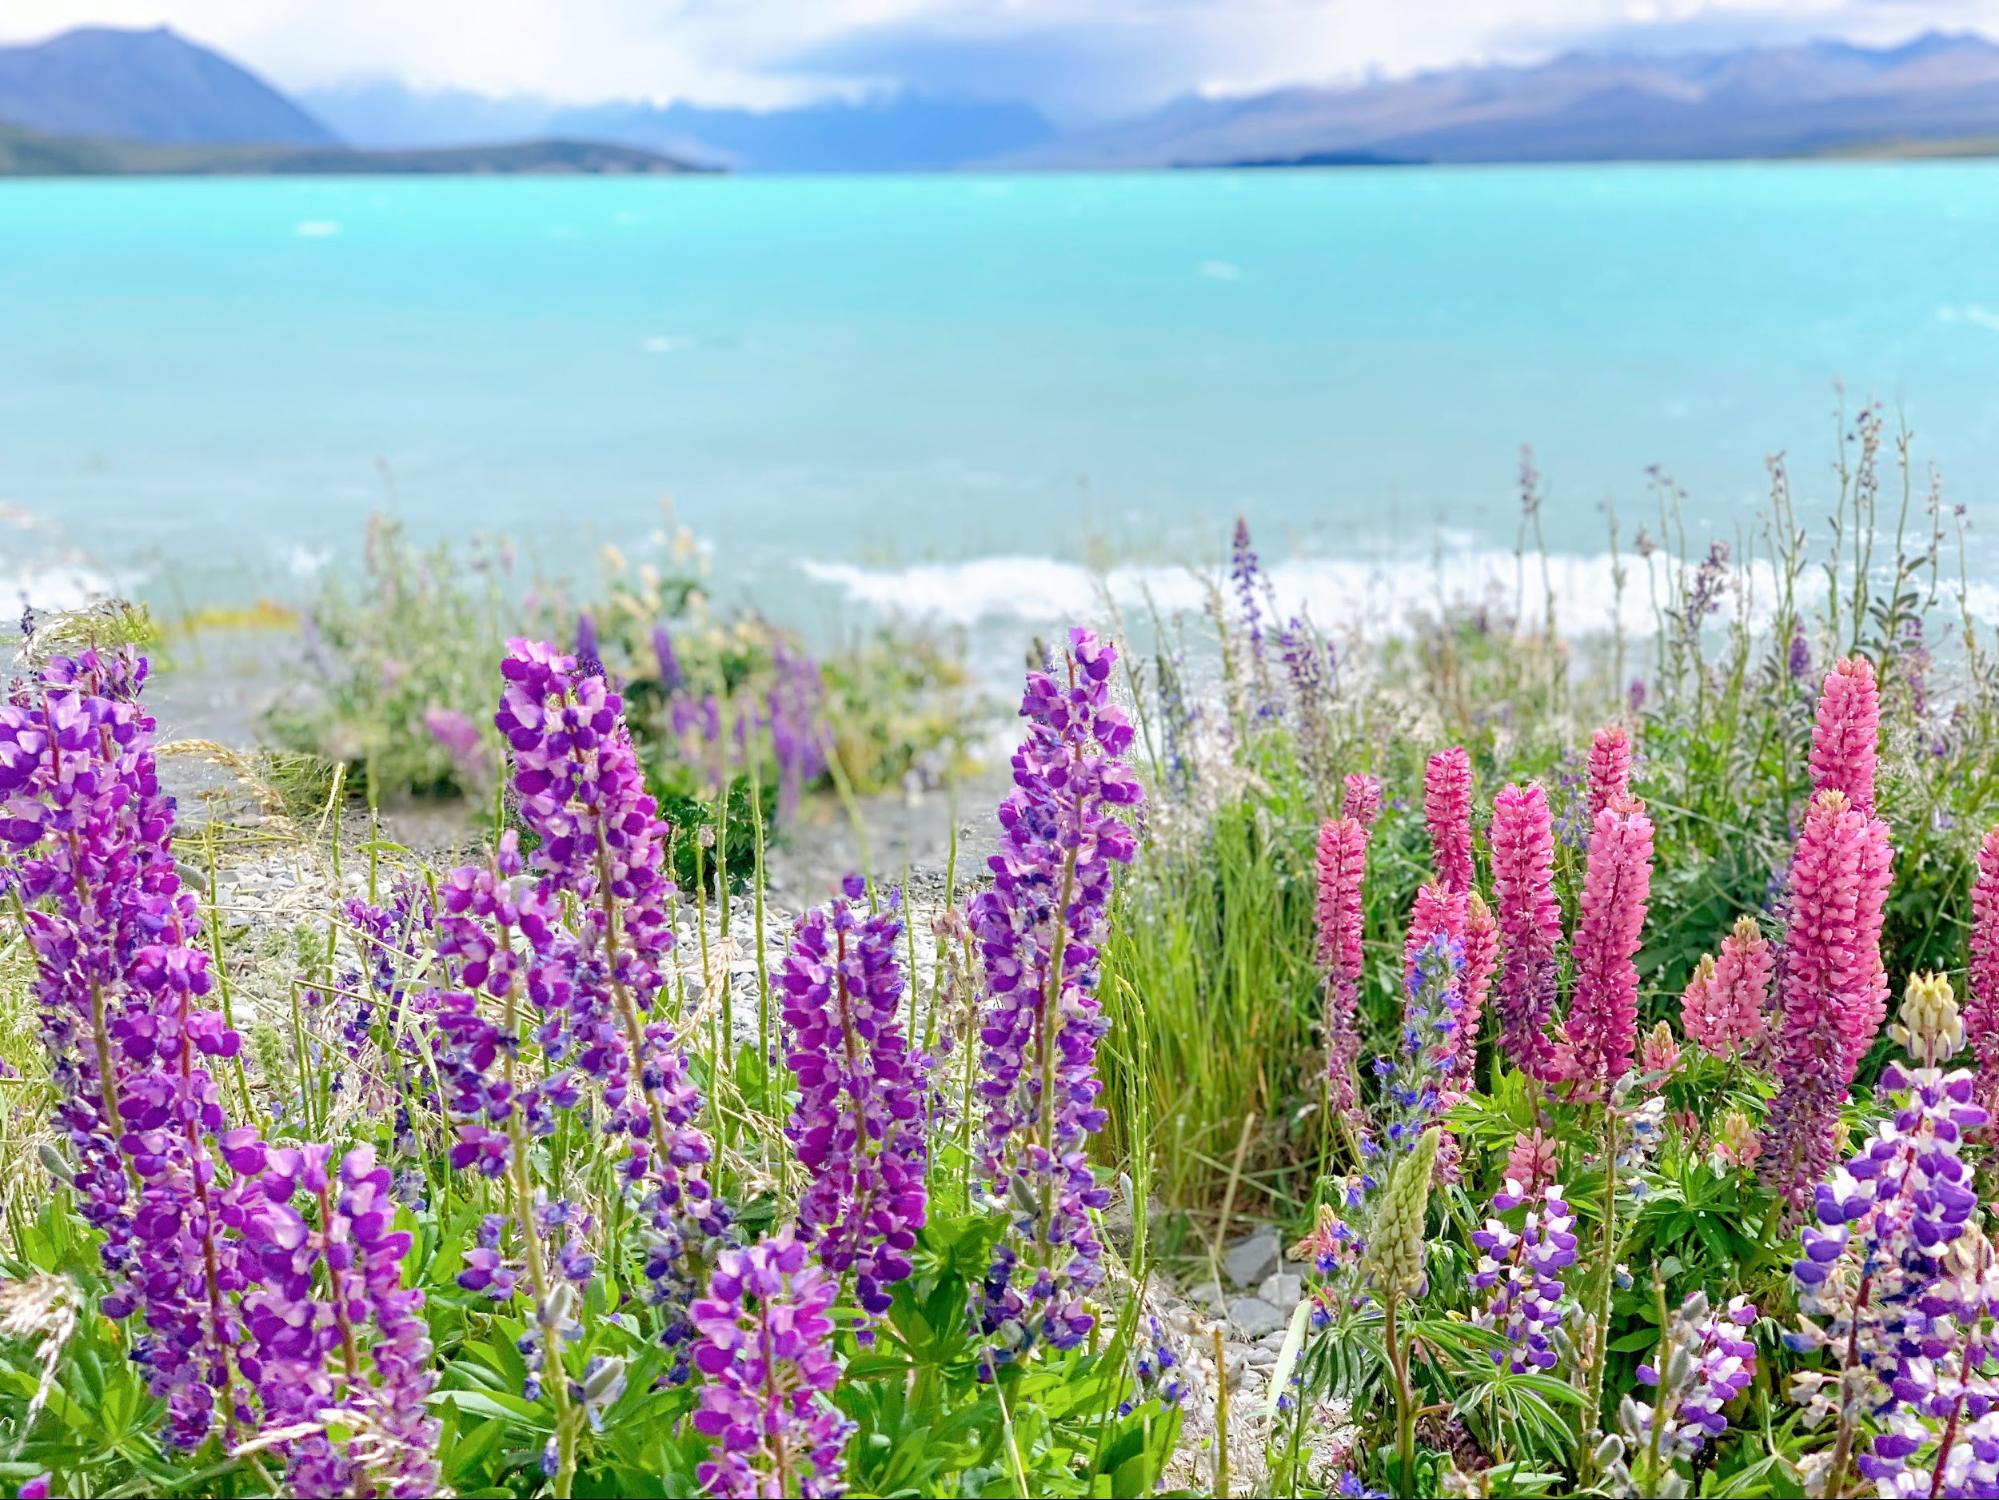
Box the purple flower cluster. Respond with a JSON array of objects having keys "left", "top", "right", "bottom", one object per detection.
[
  {"left": 779, "top": 879, "right": 928, "bottom": 1320},
  {"left": 972, "top": 628, "right": 1142, "bottom": 1367},
  {"left": 1469, "top": 1179, "right": 1579, "bottom": 1374},
  {"left": 435, "top": 640, "right": 724, "bottom": 1368},
  {"left": 1629, "top": 1293, "right": 1758, "bottom": 1464},
  {"left": 0, "top": 650, "right": 438, "bottom": 1489},
  {"left": 1791, "top": 1036, "right": 1999, "bottom": 1496},
  {"left": 691, "top": 1232, "right": 850, "bottom": 1499}
]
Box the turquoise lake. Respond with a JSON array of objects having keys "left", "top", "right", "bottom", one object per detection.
[{"left": 4, "top": 164, "right": 1998, "bottom": 635}]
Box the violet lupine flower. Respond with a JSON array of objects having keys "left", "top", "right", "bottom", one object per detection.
[
  {"left": 1790, "top": 978, "right": 1995, "bottom": 1497},
  {"left": 779, "top": 885, "right": 928, "bottom": 1320},
  {"left": 1627, "top": 1293, "right": 1757, "bottom": 1466},
  {"left": 574, "top": 612, "right": 601, "bottom": 673},
  {"left": 1679, "top": 917, "right": 1773, "bottom": 1059},
  {"left": 1788, "top": 623, "right": 1813, "bottom": 682},
  {"left": 1967, "top": 827, "right": 1999, "bottom": 1109},
  {"left": 1423, "top": 746, "right": 1475, "bottom": 895},
  {"left": 238, "top": 1142, "right": 441, "bottom": 1498},
  {"left": 1379, "top": 932, "right": 1463, "bottom": 1158},
  {"left": 1315, "top": 813, "right": 1370, "bottom": 1120},
  {"left": 1809, "top": 655, "right": 1881, "bottom": 816},
  {"left": 1586, "top": 724, "right": 1632, "bottom": 819},
  {"left": 1469, "top": 1178, "right": 1578, "bottom": 1374},
  {"left": 0, "top": 648, "right": 249, "bottom": 1447},
  {"left": 765, "top": 639, "right": 827, "bottom": 822},
  {"left": 1559, "top": 796, "right": 1653, "bottom": 1098},
  {"left": 651, "top": 622, "right": 684, "bottom": 693},
  {"left": 690, "top": 1232, "right": 850, "bottom": 1500},
  {"left": 1342, "top": 771, "right": 1382, "bottom": 829},
  {"left": 1759, "top": 788, "right": 1893, "bottom": 1207},
  {"left": 422, "top": 705, "right": 486, "bottom": 783},
  {"left": 1490, "top": 782, "right": 1562, "bottom": 1080},
  {"left": 1230, "top": 516, "right": 1266, "bottom": 657},
  {"left": 972, "top": 628, "right": 1142, "bottom": 1368},
  {"left": 495, "top": 640, "right": 726, "bottom": 1308}
]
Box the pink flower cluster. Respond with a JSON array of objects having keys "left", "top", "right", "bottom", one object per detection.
[
  {"left": 1490, "top": 783, "right": 1563, "bottom": 1079},
  {"left": 1558, "top": 796, "right": 1654, "bottom": 1096},
  {"left": 1424, "top": 746, "right": 1475, "bottom": 895},
  {"left": 1586, "top": 724, "right": 1632, "bottom": 818},
  {"left": 1750, "top": 659, "right": 1895, "bottom": 1206},
  {"left": 1679, "top": 917, "right": 1773, "bottom": 1057},
  {"left": 1315, "top": 811, "right": 1371, "bottom": 1118},
  {"left": 1968, "top": 827, "right": 1999, "bottom": 1107}
]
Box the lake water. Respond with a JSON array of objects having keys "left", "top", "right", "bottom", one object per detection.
[{"left": 5, "top": 164, "right": 1999, "bottom": 642}]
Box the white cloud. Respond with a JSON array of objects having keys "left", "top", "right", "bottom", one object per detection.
[{"left": 1, "top": 0, "right": 1994, "bottom": 110}]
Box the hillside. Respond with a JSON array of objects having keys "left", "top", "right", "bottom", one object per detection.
[
  {"left": 1005, "top": 32, "right": 1999, "bottom": 168},
  {"left": 0, "top": 121, "right": 703, "bottom": 175},
  {"left": 0, "top": 25, "right": 334, "bottom": 145}
]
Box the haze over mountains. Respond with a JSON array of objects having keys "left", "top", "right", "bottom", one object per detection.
[{"left": 5, "top": 22, "right": 1999, "bottom": 173}]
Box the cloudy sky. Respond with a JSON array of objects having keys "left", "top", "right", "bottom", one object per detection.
[{"left": 3, "top": 0, "right": 1996, "bottom": 117}]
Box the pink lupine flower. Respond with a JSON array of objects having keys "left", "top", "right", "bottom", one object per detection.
[
  {"left": 1491, "top": 783, "right": 1562, "bottom": 1079},
  {"left": 1586, "top": 724, "right": 1632, "bottom": 818},
  {"left": 1968, "top": 827, "right": 1999, "bottom": 1107},
  {"left": 1680, "top": 917, "right": 1774, "bottom": 1058},
  {"left": 1315, "top": 813, "right": 1371, "bottom": 1117},
  {"left": 1759, "top": 789, "right": 1894, "bottom": 1205},
  {"left": 1403, "top": 881, "right": 1468, "bottom": 984},
  {"left": 1504, "top": 1128, "right": 1559, "bottom": 1197},
  {"left": 1639, "top": 1021, "right": 1681, "bottom": 1088},
  {"left": 1562, "top": 796, "right": 1654, "bottom": 1096},
  {"left": 1452, "top": 893, "right": 1499, "bottom": 1089},
  {"left": 1808, "top": 656, "right": 1880, "bottom": 815},
  {"left": 1342, "top": 771, "right": 1382, "bottom": 828},
  {"left": 1425, "top": 746, "right": 1475, "bottom": 895}
]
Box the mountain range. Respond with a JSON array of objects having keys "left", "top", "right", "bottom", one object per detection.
[{"left": 6, "top": 23, "right": 1999, "bottom": 174}]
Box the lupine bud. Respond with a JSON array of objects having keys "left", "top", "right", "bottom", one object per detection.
[
  {"left": 1890, "top": 971, "right": 1964, "bottom": 1069},
  {"left": 1364, "top": 1127, "right": 1439, "bottom": 1297}
]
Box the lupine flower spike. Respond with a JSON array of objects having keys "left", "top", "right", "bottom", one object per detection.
[
  {"left": 1424, "top": 746, "right": 1475, "bottom": 895},
  {"left": 1760, "top": 787, "right": 1893, "bottom": 1206},
  {"left": 780, "top": 881, "right": 929, "bottom": 1321},
  {"left": 1586, "top": 724, "right": 1633, "bottom": 818},
  {"left": 1966, "top": 826, "right": 1999, "bottom": 1109},
  {"left": 691, "top": 1232, "right": 850, "bottom": 1499},
  {"left": 1679, "top": 917, "right": 1773, "bottom": 1059},
  {"left": 1315, "top": 810, "right": 1371, "bottom": 1120},
  {"left": 1491, "top": 782, "right": 1562, "bottom": 1079},
  {"left": 1808, "top": 655, "right": 1881, "bottom": 814},
  {"left": 1560, "top": 795, "right": 1654, "bottom": 1097},
  {"left": 973, "top": 629, "right": 1142, "bottom": 1368}
]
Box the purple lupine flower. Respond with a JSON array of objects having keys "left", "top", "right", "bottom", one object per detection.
[
  {"left": 1628, "top": 1293, "right": 1757, "bottom": 1467},
  {"left": 484, "top": 641, "right": 725, "bottom": 1364},
  {"left": 1230, "top": 517, "right": 1265, "bottom": 657},
  {"left": 764, "top": 638, "right": 826, "bottom": 821},
  {"left": 0, "top": 648, "right": 249, "bottom": 1446},
  {"left": 574, "top": 612, "right": 601, "bottom": 674},
  {"left": 690, "top": 1232, "right": 850, "bottom": 1499},
  {"left": 651, "top": 623, "right": 684, "bottom": 692},
  {"left": 238, "top": 1142, "right": 441, "bottom": 1498},
  {"left": 779, "top": 885, "right": 929, "bottom": 1320},
  {"left": 1789, "top": 977, "right": 1994, "bottom": 1495},
  {"left": 972, "top": 628, "right": 1142, "bottom": 1368},
  {"left": 1788, "top": 622, "right": 1813, "bottom": 682},
  {"left": 1469, "top": 1179, "right": 1579, "bottom": 1374}
]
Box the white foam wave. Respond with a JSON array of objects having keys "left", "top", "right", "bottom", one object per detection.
[
  {"left": 294, "top": 220, "right": 341, "bottom": 238},
  {"left": 3, "top": 562, "right": 121, "bottom": 615},
  {"left": 1937, "top": 303, "right": 1999, "bottom": 335},
  {"left": 640, "top": 335, "right": 694, "bottom": 355},
  {"left": 799, "top": 547, "right": 1961, "bottom": 641}
]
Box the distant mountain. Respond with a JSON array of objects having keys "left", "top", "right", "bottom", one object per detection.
[
  {"left": 1004, "top": 31, "right": 1999, "bottom": 168},
  {"left": 298, "top": 81, "right": 557, "bottom": 149},
  {"left": 0, "top": 120, "right": 700, "bottom": 176},
  {"left": 550, "top": 95, "right": 1055, "bottom": 171},
  {"left": 0, "top": 26, "right": 335, "bottom": 145}
]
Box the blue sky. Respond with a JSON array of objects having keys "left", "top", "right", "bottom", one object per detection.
[{"left": 4, "top": 0, "right": 1996, "bottom": 116}]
